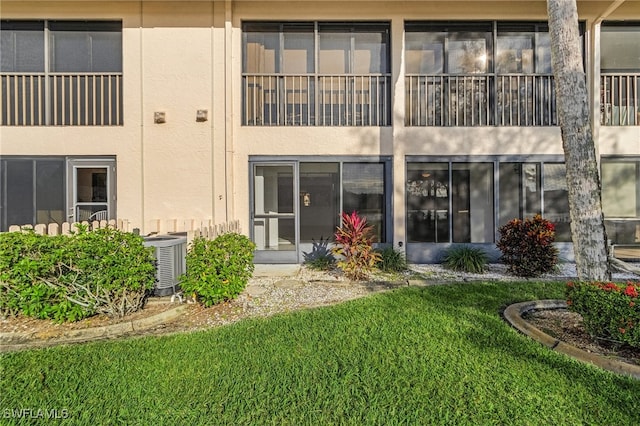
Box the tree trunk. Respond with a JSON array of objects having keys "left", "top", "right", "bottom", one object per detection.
[{"left": 547, "top": 0, "right": 611, "bottom": 281}]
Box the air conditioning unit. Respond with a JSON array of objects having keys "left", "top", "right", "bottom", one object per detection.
[{"left": 143, "top": 235, "right": 187, "bottom": 297}]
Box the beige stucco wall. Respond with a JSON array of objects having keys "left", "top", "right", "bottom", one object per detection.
[{"left": 1, "top": 0, "right": 640, "bottom": 242}]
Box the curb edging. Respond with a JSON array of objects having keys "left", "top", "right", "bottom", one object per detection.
[
  {"left": 0, "top": 305, "right": 188, "bottom": 352},
  {"left": 504, "top": 299, "right": 640, "bottom": 380}
]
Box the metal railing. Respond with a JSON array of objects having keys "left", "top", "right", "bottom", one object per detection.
[
  {"left": 1, "top": 73, "right": 123, "bottom": 126},
  {"left": 405, "top": 74, "right": 556, "bottom": 126},
  {"left": 601, "top": 73, "right": 640, "bottom": 126},
  {"left": 242, "top": 74, "right": 391, "bottom": 126}
]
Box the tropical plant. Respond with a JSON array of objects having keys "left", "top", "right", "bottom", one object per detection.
[
  {"left": 303, "top": 237, "right": 336, "bottom": 271},
  {"left": 376, "top": 246, "right": 407, "bottom": 273},
  {"left": 566, "top": 280, "right": 640, "bottom": 349},
  {"left": 442, "top": 245, "right": 487, "bottom": 274},
  {"left": 497, "top": 215, "right": 558, "bottom": 277},
  {"left": 332, "top": 211, "right": 381, "bottom": 280}
]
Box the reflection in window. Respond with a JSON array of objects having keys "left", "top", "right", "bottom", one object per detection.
[
  {"left": 299, "top": 163, "right": 339, "bottom": 243},
  {"left": 343, "top": 163, "right": 385, "bottom": 242},
  {"left": 602, "top": 159, "right": 640, "bottom": 244},
  {"left": 601, "top": 24, "right": 640, "bottom": 72},
  {"left": 406, "top": 162, "right": 494, "bottom": 243}
]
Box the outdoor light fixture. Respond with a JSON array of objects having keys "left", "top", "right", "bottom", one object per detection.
[
  {"left": 196, "top": 109, "right": 208, "bottom": 122},
  {"left": 303, "top": 192, "right": 311, "bottom": 207},
  {"left": 154, "top": 111, "right": 166, "bottom": 124}
]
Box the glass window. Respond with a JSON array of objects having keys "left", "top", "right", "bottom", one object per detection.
[
  {"left": 497, "top": 32, "right": 534, "bottom": 73},
  {"left": 243, "top": 22, "right": 390, "bottom": 127},
  {"left": 601, "top": 24, "right": 640, "bottom": 72},
  {"left": 299, "top": 163, "right": 340, "bottom": 243},
  {"left": 343, "top": 163, "right": 385, "bottom": 242},
  {"left": 319, "top": 25, "right": 351, "bottom": 74},
  {"left": 36, "top": 160, "right": 65, "bottom": 225},
  {"left": 406, "top": 163, "right": 450, "bottom": 242},
  {"left": 602, "top": 159, "right": 640, "bottom": 244},
  {"left": 49, "top": 21, "right": 122, "bottom": 72},
  {"left": 452, "top": 163, "right": 494, "bottom": 243},
  {"left": 0, "top": 158, "right": 66, "bottom": 231},
  {"left": 406, "top": 162, "right": 494, "bottom": 243},
  {"left": 543, "top": 163, "right": 570, "bottom": 242},
  {"left": 448, "top": 32, "right": 491, "bottom": 74},
  {"left": 283, "top": 24, "right": 314, "bottom": 74},
  {"left": 0, "top": 20, "right": 45, "bottom": 72},
  {"left": 405, "top": 32, "right": 444, "bottom": 74},
  {"left": 319, "top": 23, "right": 390, "bottom": 74}
]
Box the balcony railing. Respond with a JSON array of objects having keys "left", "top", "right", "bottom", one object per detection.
[
  {"left": 242, "top": 74, "right": 391, "bottom": 126},
  {"left": 1, "top": 73, "right": 123, "bottom": 126},
  {"left": 405, "top": 74, "right": 556, "bottom": 126},
  {"left": 601, "top": 73, "right": 640, "bottom": 126}
]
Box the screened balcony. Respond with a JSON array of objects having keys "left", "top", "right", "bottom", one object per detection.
[
  {"left": 405, "top": 74, "right": 556, "bottom": 126},
  {"left": 601, "top": 73, "right": 640, "bottom": 126},
  {"left": 1, "top": 73, "right": 123, "bottom": 126},
  {"left": 243, "top": 74, "right": 390, "bottom": 126}
]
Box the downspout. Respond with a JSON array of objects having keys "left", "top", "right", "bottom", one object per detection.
[
  {"left": 139, "top": 0, "right": 146, "bottom": 232},
  {"left": 224, "top": 0, "right": 234, "bottom": 222}
]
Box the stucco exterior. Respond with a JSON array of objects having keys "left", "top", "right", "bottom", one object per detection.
[{"left": 2, "top": 0, "right": 640, "bottom": 262}]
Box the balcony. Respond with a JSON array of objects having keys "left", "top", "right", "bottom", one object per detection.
[
  {"left": 601, "top": 73, "right": 640, "bottom": 126},
  {"left": 242, "top": 74, "right": 391, "bottom": 126},
  {"left": 405, "top": 74, "right": 556, "bottom": 127},
  {"left": 1, "top": 73, "right": 123, "bottom": 126}
]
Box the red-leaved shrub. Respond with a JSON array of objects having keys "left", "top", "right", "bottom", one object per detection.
[{"left": 497, "top": 214, "right": 558, "bottom": 277}]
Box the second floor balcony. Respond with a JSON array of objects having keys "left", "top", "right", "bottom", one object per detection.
[
  {"left": 243, "top": 74, "right": 391, "bottom": 126},
  {"left": 1, "top": 73, "right": 123, "bottom": 126},
  {"left": 601, "top": 73, "right": 640, "bottom": 126},
  {"left": 405, "top": 74, "right": 556, "bottom": 127}
]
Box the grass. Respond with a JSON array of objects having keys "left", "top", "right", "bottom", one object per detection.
[{"left": 2, "top": 281, "right": 640, "bottom": 425}]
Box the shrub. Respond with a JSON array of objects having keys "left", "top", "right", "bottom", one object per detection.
[
  {"left": 0, "top": 226, "right": 156, "bottom": 322},
  {"left": 376, "top": 246, "right": 407, "bottom": 273},
  {"left": 303, "top": 237, "right": 336, "bottom": 271},
  {"left": 180, "top": 233, "right": 255, "bottom": 307},
  {"left": 496, "top": 215, "right": 558, "bottom": 277},
  {"left": 442, "top": 245, "right": 487, "bottom": 274},
  {"left": 566, "top": 280, "right": 640, "bottom": 349},
  {"left": 332, "top": 211, "right": 381, "bottom": 280}
]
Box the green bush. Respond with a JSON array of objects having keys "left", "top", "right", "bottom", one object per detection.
[
  {"left": 496, "top": 215, "right": 558, "bottom": 277},
  {"left": 566, "top": 280, "right": 640, "bottom": 349},
  {"left": 0, "top": 226, "right": 156, "bottom": 322},
  {"left": 376, "top": 246, "right": 407, "bottom": 273},
  {"left": 442, "top": 245, "right": 487, "bottom": 274},
  {"left": 180, "top": 233, "right": 255, "bottom": 307},
  {"left": 332, "top": 211, "right": 381, "bottom": 280},
  {"left": 303, "top": 237, "right": 336, "bottom": 271}
]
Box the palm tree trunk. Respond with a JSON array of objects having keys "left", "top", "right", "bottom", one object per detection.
[{"left": 547, "top": 0, "right": 611, "bottom": 281}]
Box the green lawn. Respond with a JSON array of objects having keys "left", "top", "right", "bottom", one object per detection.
[{"left": 2, "top": 281, "right": 639, "bottom": 425}]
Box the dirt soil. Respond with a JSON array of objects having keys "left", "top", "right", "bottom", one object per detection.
[{"left": 524, "top": 309, "right": 640, "bottom": 366}]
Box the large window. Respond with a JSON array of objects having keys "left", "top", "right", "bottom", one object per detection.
[
  {"left": 600, "top": 23, "right": 640, "bottom": 126},
  {"left": 1, "top": 20, "right": 122, "bottom": 126},
  {"left": 298, "top": 162, "right": 387, "bottom": 243},
  {"left": 602, "top": 158, "right": 640, "bottom": 244},
  {"left": 243, "top": 22, "right": 391, "bottom": 126},
  {"left": 407, "top": 158, "right": 571, "bottom": 244},
  {"left": 405, "top": 22, "right": 567, "bottom": 127},
  {"left": 0, "top": 158, "right": 65, "bottom": 230}
]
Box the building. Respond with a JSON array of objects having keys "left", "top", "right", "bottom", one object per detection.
[{"left": 1, "top": 0, "right": 640, "bottom": 263}]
